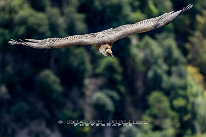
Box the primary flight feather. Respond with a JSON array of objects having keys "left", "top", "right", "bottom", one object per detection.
[{"left": 9, "top": 4, "right": 193, "bottom": 57}]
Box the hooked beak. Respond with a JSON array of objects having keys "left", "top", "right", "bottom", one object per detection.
[
  {"left": 108, "top": 53, "right": 113, "bottom": 57},
  {"left": 106, "top": 49, "right": 113, "bottom": 57}
]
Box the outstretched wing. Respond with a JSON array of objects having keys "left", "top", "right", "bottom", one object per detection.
[
  {"left": 8, "top": 4, "right": 193, "bottom": 49},
  {"left": 107, "top": 4, "right": 193, "bottom": 42},
  {"left": 8, "top": 34, "right": 98, "bottom": 49}
]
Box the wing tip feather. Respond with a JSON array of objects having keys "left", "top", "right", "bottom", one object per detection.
[
  {"left": 8, "top": 39, "right": 21, "bottom": 45},
  {"left": 8, "top": 39, "right": 44, "bottom": 48},
  {"left": 182, "top": 4, "right": 193, "bottom": 13}
]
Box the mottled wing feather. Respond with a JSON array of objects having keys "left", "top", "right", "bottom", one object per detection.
[
  {"left": 8, "top": 34, "right": 97, "bottom": 49},
  {"left": 108, "top": 4, "right": 193, "bottom": 42},
  {"left": 8, "top": 4, "right": 193, "bottom": 49}
]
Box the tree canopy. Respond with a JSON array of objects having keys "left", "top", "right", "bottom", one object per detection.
[{"left": 0, "top": 0, "right": 206, "bottom": 137}]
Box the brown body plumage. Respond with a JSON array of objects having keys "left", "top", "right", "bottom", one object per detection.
[{"left": 9, "top": 4, "right": 193, "bottom": 57}]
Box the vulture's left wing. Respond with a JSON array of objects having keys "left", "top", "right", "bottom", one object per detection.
[{"left": 107, "top": 4, "right": 193, "bottom": 43}]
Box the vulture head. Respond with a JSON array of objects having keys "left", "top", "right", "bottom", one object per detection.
[{"left": 98, "top": 44, "right": 113, "bottom": 57}]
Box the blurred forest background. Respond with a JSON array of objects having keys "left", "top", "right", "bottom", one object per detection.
[{"left": 0, "top": 0, "right": 206, "bottom": 137}]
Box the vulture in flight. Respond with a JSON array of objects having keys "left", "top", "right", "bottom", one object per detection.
[{"left": 9, "top": 4, "right": 193, "bottom": 57}]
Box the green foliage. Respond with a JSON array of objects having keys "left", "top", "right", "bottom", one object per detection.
[
  {"left": 92, "top": 92, "right": 114, "bottom": 114},
  {"left": 81, "top": 0, "right": 132, "bottom": 31},
  {"left": 153, "top": 0, "right": 172, "bottom": 14},
  {"left": 64, "top": 0, "right": 87, "bottom": 35},
  {"left": 140, "top": 91, "right": 179, "bottom": 137},
  {"left": 59, "top": 108, "right": 81, "bottom": 121},
  {"left": 91, "top": 89, "right": 121, "bottom": 121},
  {"left": 140, "top": 127, "right": 176, "bottom": 137},
  {"left": 28, "top": 0, "right": 49, "bottom": 11},
  {"left": 138, "top": 36, "right": 162, "bottom": 65},
  {"left": 120, "top": 126, "right": 139, "bottom": 137},
  {"left": 146, "top": 91, "right": 179, "bottom": 129},
  {"left": 172, "top": 97, "right": 187, "bottom": 109},
  {"left": 0, "top": 29, "right": 10, "bottom": 47},
  {"left": 194, "top": 96, "right": 206, "bottom": 134},
  {"left": 96, "top": 57, "right": 122, "bottom": 81},
  {"left": 130, "top": 33, "right": 187, "bottom": 93},
  {"left": 1, "top": 0, "right": 206, "bottom": 137},
  {"left": 188, "top": 31, "right": 206, "bottom": 76},
  {"left": 36, "top": 69, "right": 63, "bottom": 101},
  {"left": 95, "top": 57, "right": 124, "bottom": 92},
  {"left": 145, "top": 0, "right": 159, "bottom": 16},
  {"left": 58, "top": 47, "right": 91, "bottom": 87},
  {"left": 156, "top": 33, "right": 187, "bottom": 92},
  {"left": 103, "top": 89, "right": 120, "bottom": 105},
  {"left": 46, "top": 7, "right": 65, "bottom": 37},
  {"left": 14, "top": 7, "right": 50, "bottom": 38},
  {"left": 0, "top": 84, "right": 10, "bottom": 101},
  {"left": 187, "top": 65, "right": 203, "bottom": 103},
  {"left": 11, "top": 101, "right": 29, "bottom": 122}
]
